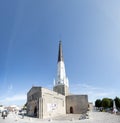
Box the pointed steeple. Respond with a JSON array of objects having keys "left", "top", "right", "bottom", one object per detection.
[
  {"left": 58, "top": 41, "right": 64, "bottom": 62},
  {"left": 53, "top": 41, "right": 69, "bottom": 95}
]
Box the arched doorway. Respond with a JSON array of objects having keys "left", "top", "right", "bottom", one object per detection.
[
  {"left": 34, "top": 106, "right": 37, "bottom": 117},
  {"left": 70, "top": 106, "right": 73, "bottom": 113}
]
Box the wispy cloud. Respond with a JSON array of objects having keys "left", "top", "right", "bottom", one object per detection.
[
  {"left": 5, "top": 94, "right": 26, "bottom": 101},
  {"left": 0, "top": 93, "right": 26, "bottom": 106},
  {"left": 70, "top": 83, "right": 118, "bottom": 103}
]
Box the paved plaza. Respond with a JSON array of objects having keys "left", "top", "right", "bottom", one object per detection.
[{"left": 0, "top": 111, "right": 120, "bottom": 123}]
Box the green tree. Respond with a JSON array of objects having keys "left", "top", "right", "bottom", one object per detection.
[
  {"left": 22, "top": 102, "right": 27, "bottom": 110},
  {"left": 109, "top": 98, "right": 113, "bottom": 108},
  {"left": 101, "top": 98, "right": 110, "bottom": 108},
  {"left": 114, "top": 97, "right": 120, "bottom": 109},
  {"left": 95, "top": 99, "right": 102, "bottom": 108}
]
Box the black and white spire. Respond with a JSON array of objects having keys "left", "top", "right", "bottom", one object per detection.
[{"left": 54, "top": 41, "right": 69, "bottom": 87}]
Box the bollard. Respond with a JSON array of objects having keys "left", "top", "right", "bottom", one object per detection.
[
  {"left": 71, "top": 118, "right": 74, "bottom": 121},
  {"left": 15, "top": 115, "right": 18, "bottom": 121},
  {"left": 29, "top": 118, "right": 32, "bottom": 122},
  {"left": 49, "top": 118, "right": 52, "bottom": 122}
]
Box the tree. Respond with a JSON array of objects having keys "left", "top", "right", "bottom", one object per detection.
[
  {"left": 114, "top": 97, "right": 120, "bottom": 109},
  {"left": 109, "top": 98, "right": 113, "bottom": 108},
  {"left": 22, "top": 102, "right": 27, "bottom": 110},
  {"left": 95, "top": 99, "right": 102, "bottom": 108},
  {"left": 101, "top": 98, "right": 110, "bottom": 108}
]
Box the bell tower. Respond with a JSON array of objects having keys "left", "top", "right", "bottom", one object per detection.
[{"left": 53, "top": 41, "right": 69, "bottom": 96}]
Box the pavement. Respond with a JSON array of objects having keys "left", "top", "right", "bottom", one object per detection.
[{"left": 0, "top": 111, "right": 120, "bottom": 123}]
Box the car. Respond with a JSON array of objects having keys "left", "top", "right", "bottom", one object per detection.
[
  {"left": 18, "top": 110, "right": 22, "bottom": 115},
  {"left": 18, "top": 110, "right": 26, "bottom": 115}
]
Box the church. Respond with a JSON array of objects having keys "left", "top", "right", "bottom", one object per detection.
[{"left": 27, "top": 41, "right": 88, "bottom": 119}]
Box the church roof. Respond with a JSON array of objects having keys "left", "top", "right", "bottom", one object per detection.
[{"left": 58, "top": 41, "right": 64, "bottom": 62}]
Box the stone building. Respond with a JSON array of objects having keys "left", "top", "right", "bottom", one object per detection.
[
  {"left": 27, "top": 41, "right": 88, "bottom": 119},
  {"left": 27, "top": 87, "right": 65, "bottom": 119}
]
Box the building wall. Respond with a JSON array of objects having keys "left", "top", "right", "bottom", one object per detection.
[
  {"left": 53, "top": 84, "right": 69, "bottom": 96},
  {"left": 88, "top": 102, "right": 93, "bottom": 111},
  {"left": 66, "top": 95, "right": 88, "bottom": 114},
  {"left": 27, "top": 87, "right": 42, "bottom": 117},
  {"left": 27, "top": 87, "right": 89, "bottom": 118},
  {"left": 27, "top": 87, "right": 66, "bottom": 119},
  {"left": 41, "top": 88, "right": 66, "bottom": 119}
]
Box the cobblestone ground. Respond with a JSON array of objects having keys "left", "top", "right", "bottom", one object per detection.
[{"left": 0, "top": 111, "right": 120, "bottom": 123}]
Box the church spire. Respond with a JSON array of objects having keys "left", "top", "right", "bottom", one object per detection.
[
  {"left": 53, "top": 41, "right": 69, "bottom": 95},
  {"left": 58, "top": 41, "right": 64, "bottom": 62},
  {"left": 54, "top": 41, "right": 69, "bottom": 87}
]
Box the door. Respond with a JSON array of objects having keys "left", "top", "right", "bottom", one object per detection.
[{"left": 70, "top": 106, "right": 73, "bottom": 113}]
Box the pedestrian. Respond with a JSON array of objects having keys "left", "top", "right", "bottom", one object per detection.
[{"left": 22, "top": 111, "right": 24, "bottom": 119}]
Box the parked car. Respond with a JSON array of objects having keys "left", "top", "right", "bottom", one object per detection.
[{"left": 18, "top": 110, "right": 26, "bottom": 115}]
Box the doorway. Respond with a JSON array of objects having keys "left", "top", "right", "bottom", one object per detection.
[
  {"left": 70, "top": 106, "right": 73, "bottom": 113},
  {"left": 34, "top": 106, "right": 37, "bottom": 117}
]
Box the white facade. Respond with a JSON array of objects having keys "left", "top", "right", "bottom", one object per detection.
[{"left": 55, "top": 61, "right": 69, "bottom": 87}]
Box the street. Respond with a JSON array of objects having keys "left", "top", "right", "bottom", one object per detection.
[
  {"left": 0, "top": 112, "right": 38, "bottom": 123},
  {"left": 0, "top": 111, "right": 120, "bottom": 123}
]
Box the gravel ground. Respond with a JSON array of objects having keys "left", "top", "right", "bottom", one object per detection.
[{"left": 0, "top": 111, "right": 120, "bottom": 123}]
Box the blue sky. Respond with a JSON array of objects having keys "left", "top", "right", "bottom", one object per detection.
[{"left": 0, "top": 0, "right": 120, "bottom": 106}]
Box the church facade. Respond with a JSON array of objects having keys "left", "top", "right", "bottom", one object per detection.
[{"left": 27, "top": 41, "right": 88, "bottom": 119}]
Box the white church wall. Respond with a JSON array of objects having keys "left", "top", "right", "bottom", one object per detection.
[{"left": 41, "top": 88, "right": 66, "bottom": 119}]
